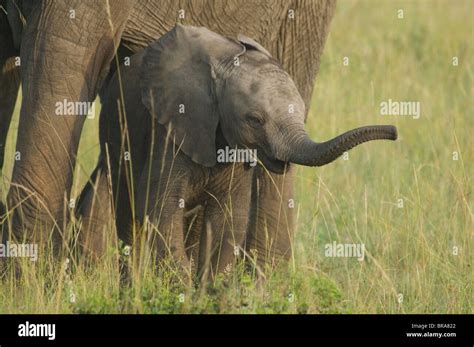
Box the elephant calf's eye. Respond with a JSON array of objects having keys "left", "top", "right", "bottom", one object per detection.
[{"left": 246, "top": 113, "right": 265, "bottom": 128}]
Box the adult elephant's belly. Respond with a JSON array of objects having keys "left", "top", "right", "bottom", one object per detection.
[
  {"left": 120, "top": 0, "right": 288, "bottom": 54},
  {"left": 118, "top": 0, "right": 328, "bottom": 115},
  {"left": 120, "top": 0, "right": 177, "bottom": 52}
]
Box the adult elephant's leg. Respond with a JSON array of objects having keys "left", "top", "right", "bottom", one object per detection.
[
  {"left": 0, "top": 8, "right": 20, "bottom": 251},
  {"left": 245, "top": 0, "right": 336, "bottom": 271},
  {"left": 246, "top": 166, "right": 294, "bottom": 271},
  {"left": 5, "top": 1, "right": 136, "bottom": 244},
  {"left": 75, "top": 158, "right": 115, "bottom": 258},
  {"left": 0, "top": 8, "right": 20, "bottom": 173}
]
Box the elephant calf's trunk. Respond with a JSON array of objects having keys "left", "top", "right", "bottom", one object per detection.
[{"left": 287, "top": 125, "right": 397, "bottom": 167}]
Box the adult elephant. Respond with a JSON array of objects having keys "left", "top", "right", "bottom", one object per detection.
[{"left": 1, "top": 0, "right": 336, "bottom": 269}]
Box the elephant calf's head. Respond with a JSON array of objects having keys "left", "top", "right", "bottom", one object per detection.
[{"left": 140, "top": 24, "right": 397, "bottom": 173}]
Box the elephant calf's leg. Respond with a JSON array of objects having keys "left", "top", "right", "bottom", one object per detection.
[
  {"left": 198, "top": 169, "right": 252, "bottom": 281},
  {"left": 76, "top": 161, "right": 116, "bottom": 259},
  {"left": 136, "top": 158, "right": 192, "bottom": 274},
  {"left": 184, "top": 204, "right": 204, "bottom": 273}
]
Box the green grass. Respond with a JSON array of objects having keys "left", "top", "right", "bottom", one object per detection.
[{"left": 1, "top": 0, "right": 472, "bottom": 313}]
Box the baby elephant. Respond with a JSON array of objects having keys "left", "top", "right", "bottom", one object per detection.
[{"left": 77, "top": 24, "right": 397, "bottom": 278}]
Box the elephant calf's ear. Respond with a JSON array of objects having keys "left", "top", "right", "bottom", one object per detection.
[
  {"left": 139, "top": 24, "right": 223, "bottom": 167},
  {"left": 237, "top": 34, "right": 272, "bottom": 58}
]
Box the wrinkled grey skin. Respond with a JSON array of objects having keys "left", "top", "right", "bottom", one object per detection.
[
  {"left": 78, "top": 25, "right": 397, "bottom": 278},
  {"left": 0, "top": 0, "right": 339, "bottom": 271}
]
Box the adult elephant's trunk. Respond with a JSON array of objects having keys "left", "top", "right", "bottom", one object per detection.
[{"left": 283, "top": 125, "right": 397, "bottom": 167}]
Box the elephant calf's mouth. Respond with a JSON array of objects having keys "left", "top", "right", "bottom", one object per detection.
[{"left": 257, "top": 152, "right": 289, "bottom": 174}]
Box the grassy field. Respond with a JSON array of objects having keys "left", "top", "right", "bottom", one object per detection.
[{"left": 1, "top": 0, "right": 472, "bottom": 313}]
